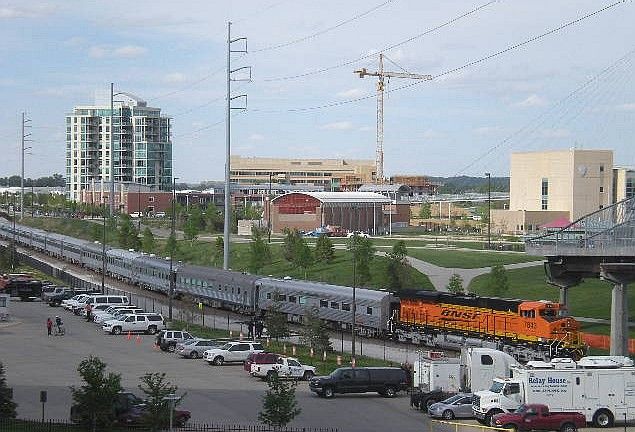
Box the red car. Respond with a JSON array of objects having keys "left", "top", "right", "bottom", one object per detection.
[
  {"left": 493, "top": 404, "right": 586, "bottom": 432},
  {"left": 244, "top": 352, "right": 280, "bottom": 373}
]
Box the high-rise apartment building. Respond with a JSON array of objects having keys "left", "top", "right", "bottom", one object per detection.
[{"left": 65, "top": 92, "right": 172, "bottom": 201}]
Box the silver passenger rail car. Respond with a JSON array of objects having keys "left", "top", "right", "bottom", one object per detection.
[
  {"left": 107, "top": 249, "right": 142, "bottom": 284},
  {"left": 176, "top": 264, "right": 260, "bottom": 312},
  {"left": 256, "top": 278, "right": 397, "bottom": 337},
  {"left": 82, "top": 241, "right": 111, "bottom": 273},
  {"left": 132, "top": 255, "right": 172, "bottom": 294}
]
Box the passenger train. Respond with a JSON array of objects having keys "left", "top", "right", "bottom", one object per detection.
[{"left": 0, "top": 221, "right": 585, "bottom": 361}]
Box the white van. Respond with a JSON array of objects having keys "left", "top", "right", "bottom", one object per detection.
[{"left": 72, "top": 295, "right": 129, "bottom": 315}]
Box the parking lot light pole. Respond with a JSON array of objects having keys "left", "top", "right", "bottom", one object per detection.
[
  {"left": 163, "top": 393, "right": 180, "bottom": 432},
  {"left": 168, "top": 177, "right": 179, "bottom": 321},
  {"left": 268, "top": 172, "right": 272, "bottom": 243},
  {"left": 351, "top": 237, "right": 357, "bottom": 365},
  {"left": 485, "top": 172, "right": 491, "bottom": 249},
  {"left": 101, "top": 201, "right": 107, "bottom": 294}
]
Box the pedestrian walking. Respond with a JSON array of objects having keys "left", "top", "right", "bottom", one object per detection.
[
  {"left": 255, "top": 319, "right": 264, "bottom": 339},
  {"left": 85, "top": 303, "right": 92, "bottom": 322},
  {"left": 46, "top": 317, "right": 53, "bottom": 336},
  {"left": 248, "top": 319, "right": 254, "bottom": 339}
]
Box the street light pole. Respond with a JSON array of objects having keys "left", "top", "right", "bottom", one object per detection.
[
  {"left": 168, "top": 177, "right": 179, "bottom": 321},
  {"left": 351, "top": 237, "right": 357, "bottom": 365},
  {"left": 268, "top": 172, "right": 272, "bottom": 243},
  {"left": 101, "top": 202, "right": 107, "bottom": 294},
  {"left": 485, "top": 172, "right": 491, "bottom": 249}
]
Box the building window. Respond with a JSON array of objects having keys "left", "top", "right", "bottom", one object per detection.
[
  {"left": 148, "top": 196, "right": 155, "bottom": 203},
  {"left": 599, "top": 186, "right": 604, "bottom": 193},
  {"left": 330, "top": 302, "right": 339, "bottom": 310},
  {"left": 288, "top": 295, "right": 297, "bottom": 303},
  {"left": 366, "top": 307, "right": 373, "bottom": 315},
  {"left": 341, "top": 303, "right": 350, "bottom": 311},
  {"left": 541, "top": 178, "right": 548, "bottom": 210},
  {"left": 600, "top": 165, "right": 604, "bottom": 173},
  {"left": 320, "top": 300, "right": 328, "bottom": 308},
  {"left": 266, "top": 293, "right": 271, "bottom": 300}
]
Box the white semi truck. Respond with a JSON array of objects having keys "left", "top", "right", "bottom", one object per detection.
[
  {"left": 410, "top": 348, "right": 519, "bottom": 411},
  {"left": 472, "top": 356, "right": 635, "bottom": 428}
]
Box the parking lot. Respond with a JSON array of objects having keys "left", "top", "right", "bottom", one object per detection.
[{"left": 2, "top": 300, "right": 427, "bottom": 431}]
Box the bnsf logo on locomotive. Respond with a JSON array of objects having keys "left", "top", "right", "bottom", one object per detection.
[{"left": 440, "top": 309, "right": 479, "bottom": 320}]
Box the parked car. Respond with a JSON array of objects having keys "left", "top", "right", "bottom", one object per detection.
[
  {"left": 203, "top": 341, "right": 265, "bottom": 366},
  {"left": 93, "top": 307, "right": 144, "bottom": 324},
  {"left": 493, "top": 404, "right": 586, "bottom": 432},
  {"left": 346, "top": 231, "right": 369, "bottom": 238},
  {"left": 155, "top": 330, "right": 196, "bottom": 352},
  {"left": 244, "top": 352, "right": 280, "bottom": 373},
  {"left": 251, "top": 356, "right": 316, "bottom": 381},
  {"left": 309, "top": 367, "right": 410, "bottom": 399},
  {"left": 428, "top": 393, "right": 474, "bottom": 420},
  {"left": 177, "top": 339, "right": 228, "bottom": 359},
  {"left": 102, "top": 313, "right": 165, "bottom": 335},
  {"left": 62, "top": 294, "right": 90, "bottom": 311}
]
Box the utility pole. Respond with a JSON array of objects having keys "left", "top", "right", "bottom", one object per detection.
[
  {"left": 355, "top": 54, "right": 432, "bottom": 183},
  {"left": 110, "top": 83, "right": 115, "bottom": 216},
  {"left": 21, "top": 112, "right": 32, "bottom": 220},
  {"left": 223, "top": 21, "right": 250, "bottom": 270}
]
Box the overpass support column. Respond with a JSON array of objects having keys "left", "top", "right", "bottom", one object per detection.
[
  {"left": 610, "top": 282, "right": 628, "bottom": 356},
  {"left": 559, "top": 286, "right": 569, "bottom": 313}
]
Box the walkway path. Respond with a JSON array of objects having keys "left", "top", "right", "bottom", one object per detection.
[{"left": 404, "top": 255, "right": 544, "bottom": 292}]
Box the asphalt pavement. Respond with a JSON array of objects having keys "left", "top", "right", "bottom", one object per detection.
[{"left": 1, "top": 300, "right": 427, "bottom": 431}]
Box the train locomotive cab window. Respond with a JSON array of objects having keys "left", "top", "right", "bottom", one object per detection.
[{"left": 266, "top": 293, "right": 272, "bottom": 300}]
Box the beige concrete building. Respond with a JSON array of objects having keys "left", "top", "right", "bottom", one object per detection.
[
  {"left": 493, "top": 149, "right": 614, "bottom": 235},
  {"left": 230, "top": 156, "right": 375, "bottom": 191},
  {"left": 613, "top": 167, "right": 635, "bottom": 203}
]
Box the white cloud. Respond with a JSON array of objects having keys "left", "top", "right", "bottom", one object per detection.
[
  {"left": 540, "top": 128, "right": 571, "bottom": 139},
  {"left": 163, "top": 72, "right": 187, "bottom": 84},
  {"left": 320, "top": 121, "right": 353, "bottom": 130},
  {"left": 473, "top": 126, "right": 502, "bottom": 136},
  {"left": 88, "top": 45, "right": 147, "bottom": 59},
  {"left": 113, "top": 45, "right": 146, "bottom": 57},
  {"left": 514, "top": 94, "right": 548, "bottom": 107},
  {"left": 249, "top": 133, "right": 264, "bottom": 141},
  {"left": 616, "top": 103, "right": 635, "bottom": 111},
  {"left": 336, "top": 88, "right": 365, "bottom": 98}
]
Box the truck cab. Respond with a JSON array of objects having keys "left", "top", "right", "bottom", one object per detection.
[{"left": 473, "top": 378, "right": 524, "bottom": 426}]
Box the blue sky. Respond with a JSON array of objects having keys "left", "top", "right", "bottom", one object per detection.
[{"left": 1, "top": 0, "right": 634, "bottom": 182}]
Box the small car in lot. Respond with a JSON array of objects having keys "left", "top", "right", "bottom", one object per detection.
[
  {"left": 177, "top": 339, "right": 229, "bottom": 359},
  {"left": 428, "top": 393, "right": 474, "bottom": 420},
  {"left": 203, "top": 341, "right": 265, "bottom": 366}
]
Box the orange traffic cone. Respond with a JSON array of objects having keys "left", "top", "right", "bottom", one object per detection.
[
  {"left": 127, "top": 331, "right": 132, "bottom": 341},
  {"left": 136, "top": 336, "right": 142, "bottom": 345}
]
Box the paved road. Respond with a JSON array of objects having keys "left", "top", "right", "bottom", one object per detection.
[{"left": 2, "top": 301, "right": 426, "bottom": 431}]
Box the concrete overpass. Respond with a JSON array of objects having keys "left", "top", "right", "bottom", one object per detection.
[{"left": 526, "top": 195, "right": 635, "bottom": 355}]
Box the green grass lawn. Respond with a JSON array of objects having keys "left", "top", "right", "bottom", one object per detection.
[
  {"left": 468, "top": 266, "right": 635, "bottom": 319},
  {"left": 173, "top": 241, "right": 434, "bottom": 291},
  {"left": 405, "top": 248, "right": 542, "bottom": 268}
]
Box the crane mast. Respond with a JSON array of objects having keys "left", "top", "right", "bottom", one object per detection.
[{"left": 355, "top": 54, "right": 432, "bottom": 183}]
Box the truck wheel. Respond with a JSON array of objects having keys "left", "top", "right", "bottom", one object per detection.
[
  {"left": 560, "top": 423, "right": 577, "bottom": 432},
  {"left": 323, "top": 387, "right": 334, "bottom": 399},
  {"left": 112, "top": 326, "right": 122, "bottom": 335},
  {"left": 212, "top": 356, "right": 224, "bottom": 366},
  {"left": 302, "top": 371, "right": 314, "bottom": 381},
  {"left": 168, "top": 344, "right": 176, "bottom": 353},
  {"left": 189, "top": 351, "right": 199, "bottom": 359},
  {"left": 383, "top": 386, "right": 396, "bottom": 398},
  {"left": 485, "top": 410, "right": 503, "bottom": 427},
  {"left": 442, "top": 410, "right": 455, "bottom": 420},
  {"left": 593, "top": 410, "right": 614, "bottom": 428}
]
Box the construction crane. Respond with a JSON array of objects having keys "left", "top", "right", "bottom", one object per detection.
[{"left": 355, "top": 54, "right": 432, "bottom": 183}]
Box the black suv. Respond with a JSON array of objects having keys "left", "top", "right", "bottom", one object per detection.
[{"left": 309, "top": 367, "right": 410, "bottom": 398}]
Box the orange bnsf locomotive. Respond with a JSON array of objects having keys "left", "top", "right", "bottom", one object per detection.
[{"left": 391, "top": 291, "right": 585, "bottom": 361}]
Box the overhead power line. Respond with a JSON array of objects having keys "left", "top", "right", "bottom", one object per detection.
[
  {"left": 260, "top": 0, "right": 497, "bottom": 82},
  {"left": 252, "top": 0, "right": 628, "bottom": 113},
  {"left": 252, "top": 0, "right": 397, "bottom": 53}
]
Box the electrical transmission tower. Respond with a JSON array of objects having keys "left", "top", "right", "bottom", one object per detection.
[{"left": 355, "top": 54, "right": 431, "bottom": 183}]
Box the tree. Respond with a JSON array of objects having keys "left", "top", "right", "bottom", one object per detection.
[
  {"left": 258, "top": 374, "right": 301, "bottom": 429},
  {"left": 386, "top": 241, "right": 409, "bottom": 290},
  {"left": 490, "top": 264, "right": 509, "bottom": 296},
  {"left": 183, "top": 206, "right": 203, "bottom": 243},
  {"left": 138, "top": 372, "right": 183, "bottom": 432},
  {"left": 90, "top": 222, "right": 103, "bottom": 242},
  {"left": 299, "top": 306, "right": 332, "bottom": 353},
  {"left": 264, "top": 292, "right": 289, "bottom": 340},
  {"left": 205, "top": 203, "right": 223, "bottom": 232},
  {"left": 164, "top": 233, "right": 178, "bottom": 259},
  {"left": 249, "top": 227, "right": 272, "bottom": 274},
  {"left": 118, "top": 215, "right": 139, "bottom": 250},
  {"left": 0, "top": 362, "right": 17, "bottom": 419},
  {"left": 447, "top": 273, "right": 465, "bottom": 294},
  {"left": 314, "top": 234, "right": 334, "bottom": 263},
  {"left": 418, "top": 203, "right": 432, "bottom": 219},
  {"left": 293, "top": 239, "right": 313, "bottom": 278},
  {"left": 141, "top": 227, "right": 156, "bottom": 253},
  {"left": 281, "top": 228, "right": 302, "bottom": 263},
  {"left": 212, "top": 236, "right": 224, "bottom": 266},
  {"left": 346, "top": 235, "right": 375, "bottom": 285},
  {"left": 69, "top": 356, "right": 122, "bottom": 431}
]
